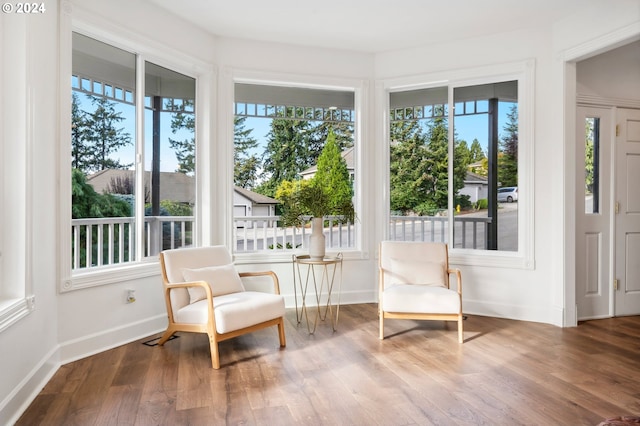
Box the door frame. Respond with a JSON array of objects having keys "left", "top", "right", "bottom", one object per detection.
[{"left": 562, "top": 25, "right": 640, "bottom": 327}]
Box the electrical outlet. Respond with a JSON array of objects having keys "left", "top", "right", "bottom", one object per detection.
[{"left": 126, "top": 289, "right": 136, "bottom": 303}]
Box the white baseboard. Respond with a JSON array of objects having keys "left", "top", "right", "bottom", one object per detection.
[
  {"left": 464, "top": 299, "right": 565, "bottom": 326},
  {"left": 0, "top": 345, "right": 59, "bottom": 426},
  {"left": 1, "top": 314, "right": 167, "bottom": 426},
  {"left": 59, "top": 314, "right": 167, "bottom": 364}
]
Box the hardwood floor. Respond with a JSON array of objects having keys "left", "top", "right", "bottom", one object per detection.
[{"left": 16, "top": 305, "right": 640, "bottom": 425}]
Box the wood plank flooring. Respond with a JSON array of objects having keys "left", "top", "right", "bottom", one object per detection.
[{"left": 16, "top": 305, "right": 640, "bottom": 425}]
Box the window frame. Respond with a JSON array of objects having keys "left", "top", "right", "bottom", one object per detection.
[
  {"left": 382, "top": 60, "right": 535, "bottom": 269},
  {"left": 226, "top": 71, "right": 369, "bottom": 264},
  {"left": 59, "top": 13, "right": 213, "bottom": 292}
]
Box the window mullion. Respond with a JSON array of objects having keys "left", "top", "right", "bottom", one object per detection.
[
  {"left": 447, "top": 85, "right": 455, "bottom": 246},
  {"left": 134, "top": 56, "right": 146, "bottom": 261}
]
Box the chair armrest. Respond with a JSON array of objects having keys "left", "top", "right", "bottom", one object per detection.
[
  {"left": 164, "top": 280, "right": 215, "bottom": 305},
  {"left": 239, "top": 271, "right": 281, "bottom": 294},
  {"left": 447, "top": 268, "right": 462, "bottom": 294}
]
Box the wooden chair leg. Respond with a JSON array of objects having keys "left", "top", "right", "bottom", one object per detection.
[
  {"left": 458, "top": 315, "right": 464, "bottom": 343},
  {"left": 277, "top": 318, "right": 286, "bottom": 347},
  {"left": 157, "top": 328, "right": 175, "bottom": 346},
  {"left": 208, "top": 333, "right": 220, "bottom": 369},
  {"left": 379, "top": 311, "right": 385, "bottom": 340}
]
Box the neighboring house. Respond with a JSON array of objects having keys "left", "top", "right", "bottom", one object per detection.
[
  {"left": 460, "top": 171, "right": 488, "bottom": 203},
  {"left": 299, "top": 146, "right": 355, "bottom": 181},
  {"left": 87, "top": 171, "right": 278, "bottom": 222},
  {"left": 86, "top": 169, "right": 195, "bottom": 204},
  {"left": 233, "top": 185, "right": 278, "bottom": 217}
]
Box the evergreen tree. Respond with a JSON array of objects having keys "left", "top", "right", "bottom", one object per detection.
[
  {"left": 309, "top": 118, "right": 354, "bottom": 156},
  {"left": 454, "top": 140, "right": 472, "bottom": 208},
  {"left": 311, "top": 129, "right": 353, "bottom": 217},
  {"left": 499, "top": 104, "right": 518, "bottom": 187},
  {"left": 469, "top": 139, "right": 486, "bottom": 162},
  {"left": 234, "top": 116, "right": 260, "bottom": 189},
  {"left": 257, "top": 110, "right": 313, "bottom": 197},
  {"left": 423, "top": 112, "right": 450, "bottom": 211},
  {"left": 82, "top": 96, "right": 133, "bottom": 172},
  {"left": 168, "top": 99, "right": 195, "bottom": 174},
  {"left": 71, "top": 168, "right": 131, "bottom": 219},
  {"left": 71, "top": 93, "right": 91, "bottom": 171},
  {"left": 389, "top": 120, "right": 431, "bottom": 214}
]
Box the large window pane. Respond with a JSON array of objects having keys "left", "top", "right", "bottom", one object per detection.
[
  {"left": 144, "top": 62, "right": 196, "bottom": 256},
  {"left": 453, "top": 81, "right": 518, "bottom": 251},
  {"left": 388, "top": 80, "right": 519, "bottom": 252},
  {"left": 233, "top": 83, "right": 356, "bottom": 254},
  {"left": 71, "top": 33, "right": 136, "bottom": 269},
  {"left": 388, "top": 87, "right": 449, "bottom": 242}
]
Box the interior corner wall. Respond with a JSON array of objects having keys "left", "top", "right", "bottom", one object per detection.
[{"left": 0, "top": 5, "right": 61, "bottom": 425}]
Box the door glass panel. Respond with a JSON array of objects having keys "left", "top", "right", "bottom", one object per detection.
[{"left": 585, "top": 117, "right": 600, "bottom": 214}]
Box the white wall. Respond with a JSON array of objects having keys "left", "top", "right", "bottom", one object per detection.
[
  {"left": 375, "top": 27, "right": 566, "bottom": 324},
  {"left": 0, "top": 5, "right": 60, "bottom": 425},
  {"left": 577, "top": 40, "right": 640, "bottom": 101},
  {"left": 1, "top": 0, "right": 638, "bottom": 423}
]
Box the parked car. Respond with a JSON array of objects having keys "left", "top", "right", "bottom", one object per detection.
[{"left": 497, "top": 186, "right": 518, "bottom": 202}]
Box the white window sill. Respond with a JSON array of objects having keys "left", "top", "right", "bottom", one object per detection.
[
  {"left": 0, "top": 296, "right": 35, "bottom": 334},
  {"left": 61, "top": 260, "right": 160, "bottom": 292}
]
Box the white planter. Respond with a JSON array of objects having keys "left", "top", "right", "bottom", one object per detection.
[{"left": 309, "top": 217, "right": 326, "bottom": 260}]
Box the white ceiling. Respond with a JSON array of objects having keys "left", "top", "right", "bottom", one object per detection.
[{"left": 148, "top": 0, "right": 587, "bottom": 53}]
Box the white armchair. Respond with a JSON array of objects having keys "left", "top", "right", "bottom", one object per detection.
[
  {"left": 158, "top": 245, "right": 286, "bottom": 369},
  {"left": 378, "top": 241, "right": 463, "bottom": 342}
]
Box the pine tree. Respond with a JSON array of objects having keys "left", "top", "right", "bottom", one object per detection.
[
  {"left": 71, "top": 93, "right": 91, "bottom": 171},
  {"left": 83, "top": 96, "right": 132, "bottom": 172},
  {"left": 234, "top": 116, "right": 260, "bottom": 189},
  {"left": 311, "top": 129, "right": 353, "bottom": 219},
  {"left": 257, "top": 110, "right": 313, "bottom": 197},
  {"left": 423, "top": 112, "right": 450, "bottom": 211},
  {"left": 168, "top": 99, "right": 195, "bottom": 174},
  {"left": 469, "top": 139, "right": 486, "bottom": 162},
  {"left": 499, "top": 104, "right": 518, "bottom": 187},
  {"left": 389, "top": 120, "right": 431, "bottom": 214}
]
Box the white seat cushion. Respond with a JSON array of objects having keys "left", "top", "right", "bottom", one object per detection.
[
  {"left": 382, "top": 284, "right": 460, "bottom": 314},
  {"left": 175, "top": 291, "right": 285, "bottom": 334}
]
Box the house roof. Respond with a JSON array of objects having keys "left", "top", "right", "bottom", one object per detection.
[
  {"left": 299, "top": 147, "right": 354, "bottom": 178},
  {"left": 86, "top": 169, "right": 277, "bottom": 205},
  {"left": 233, "top": 186, "right": 279, "bottom": 205},
  {"left": 86, "top": 169, "right": 196, "bottom": 204},
  {"left": 464, "top": 171, "right": 488, "bottom": 184}
]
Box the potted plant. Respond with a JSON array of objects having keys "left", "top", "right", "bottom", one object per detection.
[
  {"left": 278, "top": 181, "right": 355, "bottom": 259},
  {"left": 277, "top": 129, "right": 355, "bottom": 259}
]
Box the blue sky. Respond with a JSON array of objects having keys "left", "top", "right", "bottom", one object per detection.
[{"left": 76, "top": 93, "right": 515, "bottom": 174}]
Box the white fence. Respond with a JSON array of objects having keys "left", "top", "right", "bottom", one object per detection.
[{"left": 71, "top": 214, "right": 492, "bottom": 271}]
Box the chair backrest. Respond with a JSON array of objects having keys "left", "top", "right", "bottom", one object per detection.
[
  {"left": 160, "top": 245, "right": 234, "bottom": 312},
  {"left": 379, "top": 241, "right": 449, "bottom": 289}
]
